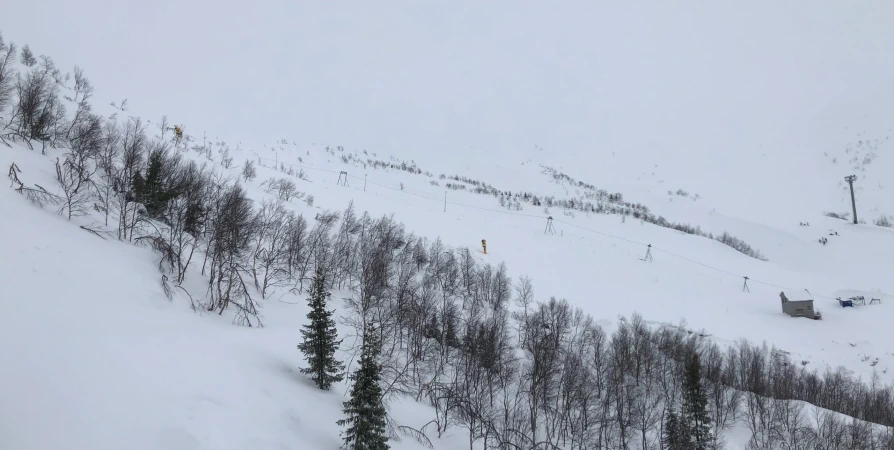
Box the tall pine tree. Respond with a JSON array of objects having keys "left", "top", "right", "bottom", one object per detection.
[
  {"left": 297, "top": 268, "right": 345, "bottom": 390},
  {"left": 682, "top": 353, "right": 712, "bottom": 450},
  {"left": 337, "top": 322, "right": 389, "bottom": 450}
]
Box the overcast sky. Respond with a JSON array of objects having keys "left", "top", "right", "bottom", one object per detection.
[{"left": 2, "top": 1, "right": 893, "bottom": 172}]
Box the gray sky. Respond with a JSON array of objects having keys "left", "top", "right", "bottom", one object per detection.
[{"left": 3, "top": 0, "right": 893, "bottom": 169}]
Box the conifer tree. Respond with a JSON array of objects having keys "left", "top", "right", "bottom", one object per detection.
[
  {"left": 297, "top": 268, "right": 345, "bottom": 390},
  {"left": 131, "top": 170, "right": 146, "bottom": 203},
  {"left": 682, "top": 353, "right": 712, "bottom": 450},
  {"left": 337, "top": 322, "right": 389, "bottom": 450},
  {"left": 142, "top": 149, "right": 169, "bottom": 218},
  {"left": 663, "top": 409, "right": 688, "bottom": 450}
]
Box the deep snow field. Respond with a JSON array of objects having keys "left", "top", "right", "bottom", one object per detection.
[
  {"left": 211, "top": 135, "right": 894, "bottom": 386},
  {"left": 2, "top": 129, "right": 893, "bottom": 449},
  {"left": 2, "top": 1, "right": 894, "bottom": 449},
  {"left": 1, "top": 143, "right": 476, "bottom": 450}
]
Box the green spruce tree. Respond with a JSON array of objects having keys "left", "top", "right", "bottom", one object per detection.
[
  {"left": 663, "top": 409, "right": 689, "bottom": 450},
  {"left": 297, "top": 268, "right": 345, "bottom": 390},
  {"left": 142, "top": 149, "right": 167, "bottom": 217},
  {"left": 682, "top": 353, "right": 712, "bottom": 450},
  {"left": 337, "top": 322, "right": 390, "bottom": 450},
  {"left": 131, "top": 170, "right": 145, "bottom": 204}
]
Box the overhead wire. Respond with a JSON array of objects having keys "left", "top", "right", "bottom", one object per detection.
[
  {"left": 650, "top": 246, "right": 742, "bottom": 278},
  {"left": 554, "top": 218, "right": 649, "bottom": 246},
  {"left": 226, "top": 145, "right": 847, "bottom": 301}
]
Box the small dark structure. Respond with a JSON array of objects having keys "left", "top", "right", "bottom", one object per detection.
[
  {"left": 840, "top": 295, "right": 882, "bottom": 307},
  {"left": 834, "top": 296, "right": 882, "bottom": 307},
  {"left": 780, "top": 289, "right": 821, "bottom": 320}
]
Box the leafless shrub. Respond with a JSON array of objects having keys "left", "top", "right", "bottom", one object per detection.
[
  {"left": 0, "top": 33, "right": 16, "bottom": 113},
  {"left": 262, "top": 177, "right": 301, "bottom": 202},
  {"left": 715, "top": 232, "right": 767, "bottom": 261},
  {"left": 6, "top": 56, "right": 67, "bottom": 150},
  {"left": 9, "top": 162, "right": 62, "bottom": 207},
  {"left": 8, "top": 162, "right": 22, "bottom": 188},
  {"left": 161, "top": 274, "right": 174, "bottom": 300},
  {"left": 78, "top": 224, "right": 112, "bottom": 240},
  {"left": 219, "top": 146, "right": 233, "bottom": 168},
  {"left": 19, "top": 44, "right": 36, "bottom": 66},
  {"left": 825, "top": 212, "right": 850, "bottom": 221},
  {"left": 242, "top": 159, "right": 257, "bottom": 182},
  {"left": 55, "top": 156, "right": 95, "bottom": 219}
]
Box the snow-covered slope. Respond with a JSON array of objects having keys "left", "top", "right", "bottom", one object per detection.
[
  {"left": 230, "top": 139, "right": 894, "bottom": 384},
  {"left": 4, "top": 0, "right": 892, "bottom": 224},
  {"left": 4, "top": 129, "right": 893, "bottom": 448},
  {"left": 0, "top": 144, "right": 471, "bottom": 450},
  {"left": 2, "top": 1, "right": 894, "bottom": 448}
]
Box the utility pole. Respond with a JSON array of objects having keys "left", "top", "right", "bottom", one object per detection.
[
  {"left": 845, "top": 175, "right": 858, "bottom": 224},
  {"left": 443, "top": 191, "right": 447, "bottom": 212},
  {"left": 364, "top": 174, "right": 367, "bottom": 192}
]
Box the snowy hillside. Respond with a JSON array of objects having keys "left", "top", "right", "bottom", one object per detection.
[
  {"left": 4, "top": 122, "right": 894, "bottom": 448},
  {"left": 4, "top": 1, "right": 893, "bottom": 223},
  {"left": 216, "top": 137, "right": 894, "bottom": 386},
  {"left": 0, "top": 144, "right": 471, "bottom": 450},
  {"left": 3, "top": 2, "right": 894, "bottom": 449}
]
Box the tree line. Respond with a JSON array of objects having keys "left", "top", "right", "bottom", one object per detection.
[
  {"left": 327, "top": 137, "right": 769, "bottom": 261},
  {"left": 3, "top": 31, "right": 894, "bottom": 449},
  {"left": 291, "top": 215, "right": 894, "bottom": 449}
]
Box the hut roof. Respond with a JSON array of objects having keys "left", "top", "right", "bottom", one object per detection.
[{"left": 781, "top": 289, "right": 813, "bottom": 302}]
